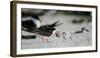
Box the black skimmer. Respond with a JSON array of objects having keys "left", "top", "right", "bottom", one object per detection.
[
  {"left": 22, "top": 15, "right": 62, "bottom": 43},
  {"left": 74, "top": 27, "right": 89, "bottom": 34}
]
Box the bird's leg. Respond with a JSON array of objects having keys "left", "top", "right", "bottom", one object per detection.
[
  {"left": 42, "top": 38, "right": 44, "bottom": 43},
  {"left": 44, "top": 37, "right": 49, "bottom": 43},
  {"left": 45, "top": 37, "right": 49, "bottom": 43},
  {"left": 42, "top": 37, "right": 49, "bottom": 43}
]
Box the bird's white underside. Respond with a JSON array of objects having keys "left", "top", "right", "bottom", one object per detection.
[{"left": 32, "top": 18, "right": 41, "bottom": 28}]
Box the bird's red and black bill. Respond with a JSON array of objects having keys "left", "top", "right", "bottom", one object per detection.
[{"left": 55, "top": 31, "right": 60, "bottom": 37}]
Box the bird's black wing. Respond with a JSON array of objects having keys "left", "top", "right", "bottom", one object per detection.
[{"left": 22, "top": 20, "right": 36, "bottom": 30}]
